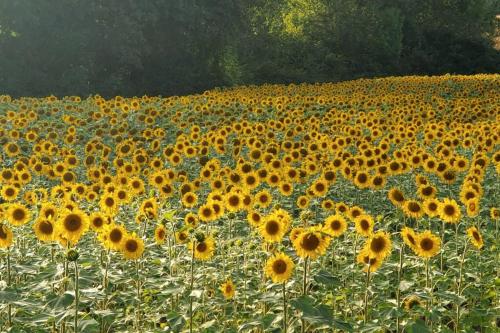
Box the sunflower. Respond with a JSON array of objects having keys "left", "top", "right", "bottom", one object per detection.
[
  {"left": 190, "top": 236, "right": 216, "bottom": 260},
  {"left": 415, "top": 230, "right": 441, "bottom": 258},
  {"left": 33, "top": 218, "right": 55, "bottom": 243},
  {"left": 402, "top": 200, "right": 425, "bottom": 219},
  {"left": 57, "top": 209, "right": 89, "bottom": 245},
  {"left": 0, "top": 223, "right": 14, "bottom": 248},
  {"left": 417, "top": 185, "right": 436, "bottom": 200},
  {"left": 220, "top": 279, "right": 235, "bottom": 299},
  {"left": 466, "top": 226, "right": 483, "bottom": 249},
  {"left": 1, "top": 185, "right": 19, "bottom": 201},
  {"left": 296, "top": 195, "right": 310, "bottom": 209},
  {"left": 388, "top": 188, "right": 405, "bottom": 207},
  {"left": 247, "top": 211, "right": 263, "bottom": 228},
  {"left": 179, "top": 191, "right": 197, "bottom": 208},
  {"left": 367, "top": 231, "right": 392, "bottom": 259},
  {"left": 438, "top": 198, "right": 461, "bottom": 224},
  {"left": 354, "top": 214, "right": 374, "bottom": 237},
  {"left": 89, "top": 212, "right": 108, "bottom": 232},
  {"left": 323, "top": 214, "right": 347, "bottom": 237},
  {"left": 265, "top": 252, "right": 295, "bottom": 283},
  {"left": 102, "top": 223, "right": 127, "bottom": 250},
  {"left": 259, "top": 215, "right": 286, "bottom": 243},
  {"left": 154, "top": 224, "right": 167, "bottom": 245},
  {"left": 356, "top": 247, "right": 382, "bottom": 272},
  {"left": 255, "top": 190, "right": 272, "bottom": 208},
  {"left": 184, "top": 212, "right": 199, "bottom": 228},
  {"left": 289, "top": 227, "right": 304, "bottom": 242},
  {"left": 490, "top": 207, "right": 500, "bottom": 220},
  {"left": 293, "top": 227, "right": 331, "bottom": 259},
  {"left": 403, "top": 295, "right": 424, "bottom": 311},
  {"left": 401, "top": 227, "right": 418, "bottom": 250},
  {"left": 310, "top": 178, "right": 329, "bottom": 197},
  {"left": 423, "top": 198, "right": 441, "bottom": 217},
  {"left": 100, "top": 193, "right": 119, "bottom": 215},
  {"left": 175, "top": 229, "right": 190, "bottom": 244},
  {"left": 121, "top": 234, "right": 145, "bottom": 260},
  {"left": 6, "top": 203, "right": 31, "bottom": 226},
  {"left": 465, "top": 198, "right": 479, "bottom": 218},
  {"left": 198, "top": 204, "right": 216, "bottom": 222},
  {"left": 225, "top": 191, "right": 243, "bottom": 212}
]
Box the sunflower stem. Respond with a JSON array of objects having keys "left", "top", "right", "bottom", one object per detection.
[
  {"left": 283, "top": 282, "right": 287, "bottom": 333},
  {"left": 363, "top": 263, "right": 371, "bottom": 323},
  {"left": 189, "top": 241, "right": 196, "bottom": 333},
  {"left": 135, "top": 259, "right": 142, "bottom": 331},
  {"left": 455, "top": 241, "right": 468, "bottom": 333},
  {"left": 73, "top": 259, "right": 79, "bottom": 333},
  {"left": 301, "top": 257, "right": 309, "bottom": 333},
  {"left": 440, "top": 220, "right": 445, "bottom": 271},
  {"left": 7, "top": 247, "right": 12, "bottom": 328},
  {"left": 396, "top": 244, "right": 404, "bottom": 332}
]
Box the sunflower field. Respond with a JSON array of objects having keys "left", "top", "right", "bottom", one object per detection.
[{"left": 0, "top": 74, "right": 499, "bottom": 332}]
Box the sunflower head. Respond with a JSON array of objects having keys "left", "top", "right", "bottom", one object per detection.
[
  {"left": 265, "top": 252, "right": 295, "bottom": 283},
  {"left": 466, "top": 226, "right": 483, "bottom": 250},
  {"left": 220, "top": 279, "right": 235, "bottom": 300}
]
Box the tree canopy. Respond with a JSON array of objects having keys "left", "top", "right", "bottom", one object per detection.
[{"left": 0, "top": 0, "right": 498, "bottom": 97}]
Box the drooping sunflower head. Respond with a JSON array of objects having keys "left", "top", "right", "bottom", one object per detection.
[
  {"left": 403, "top": 295, "right": 424, "bottom": 311},
  {"left": 0, "top": 223, "right": 14, "bottom": 248},
  {"left": 356, "top": 246, "right": 382, "bottom": 272},
  {"left": 466, "top": 226, "right": 483, "bottom": 250},
  {"left": 154, "top": 224, "right": 167, "bottom": 245},
  {"left": 401, "top": 226, "right": 418, "bottom": 250},
  {"left": 265, "top": 252, "right": 295, "bottom": 283},
  {"left": 33, "top": 218, "right": 55, "bottom": 243},
  {"left": 388, "top": 188, "right": 405, "bottom": 207}
]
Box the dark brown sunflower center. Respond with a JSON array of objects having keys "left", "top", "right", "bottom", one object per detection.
[
  {"left": 64, "top": 214, "right": 82, "bottom": 231},
  {"left": 408, "top": 202, "right": 421, "bottom": 213},
  {"left": 370, "top": 236, "right": 386, "bottom": 253},
  {"left": 330, "top": 220, "right": 341, "bottom": 231},
  {"left": 93, "top": 217, "right": 103, "bottom": 228},
  {"left": 444, "top": 205, "right": 455, "bottom": 216},
  {"left": 39, "top": 221, "right": 54, "bottom": 235},
  {"left": 472, "top": 231, "right": 480, "bottom": 242},
  {"left": 301, "top": 233, "right": 320, "bottom": 251},
  {"left": 392, "top": 191, "right": 404, "bottom": 202},
  {"left": 196, "top": 242, "right": 208, "bottom": 253},
  {"left": 125, "top": 240, "right": 138, "bottom": 252},
  {"left": 110, "top": 229, "right": 123, "bottom": 243},
  {"left": 265, "top": 220, "right": 280, "bottom": 235},
  {"left": 158, "top": 230, "right": 165, "bottom": 239},
  {"left": 360, "top": 219, "right": 370, "bottom": 230},
  {"left": 13, "top": 208, "right": 26, "bottom": 221},
  {"left": 272, "top": 259, "right": 287, "bottom": 274},
  {"left": 420, "top": 238, "right": 433, "bottom": 251}
]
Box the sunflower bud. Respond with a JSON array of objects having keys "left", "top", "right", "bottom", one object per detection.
[{"left": 66, "top": 249, "right": 79, "bottom": 262}]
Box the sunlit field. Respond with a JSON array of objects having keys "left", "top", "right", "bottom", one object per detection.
[{"left": 0, "top": 74, "right": 499, "bottom": 332}]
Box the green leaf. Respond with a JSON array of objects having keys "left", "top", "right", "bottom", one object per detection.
[
  {"left": 314, "top": 270, "right": 340, "bottom": 288},
  {"left": 406, "top": 319, "right": 431, "bottom": 333},
  {"left": 44, "top": 292, "right": 75, "bottom": 311}
]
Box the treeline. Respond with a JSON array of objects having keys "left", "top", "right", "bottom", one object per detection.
[{"left": 0, "top": 0, "right": 498, "bottom": 97}]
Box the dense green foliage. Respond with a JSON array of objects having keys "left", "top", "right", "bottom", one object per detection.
[{"left": 0, "top": 0, "right": 498, "bottom": 97}]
